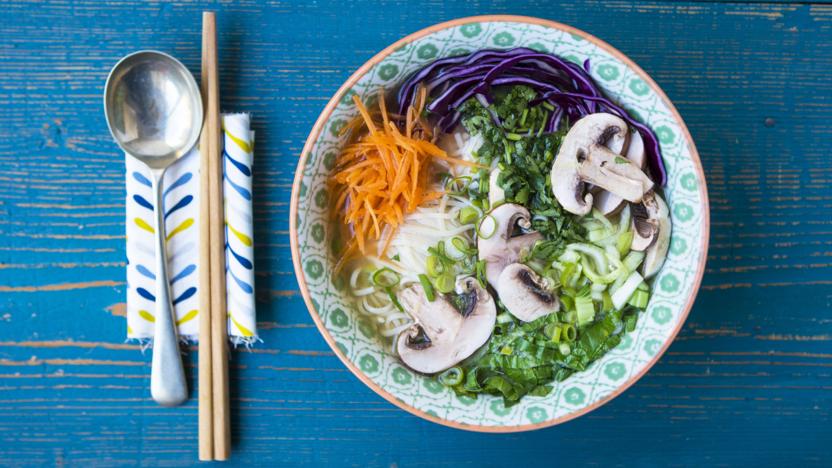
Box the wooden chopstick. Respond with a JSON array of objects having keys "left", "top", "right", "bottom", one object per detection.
[
  {"left": 202, "top": 11, "right": 232, "bottom": 461},
  {"left": 198, "top": 12, "right": 216, "bottom": 462}
]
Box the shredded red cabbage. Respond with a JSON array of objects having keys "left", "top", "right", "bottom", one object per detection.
[{"left": 395, "top": 48, "right": 667, "bottom": 185}]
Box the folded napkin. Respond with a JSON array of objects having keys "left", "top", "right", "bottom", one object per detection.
[{"left": 125, "top": 113, "right": 257, "bottom": 345}]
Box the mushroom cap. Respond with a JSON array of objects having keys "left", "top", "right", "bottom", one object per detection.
[
  {"left": 396, "top": 278, "right": 496, "bottom": 374},
  {"left": 641, "top": 193, "right": 671, "bottom": 278},
  {"left": 496, "top": 263, "right": 560, "bottom": 322},
  {"left": 477, "top": 203, "right": 542, "bottom": 288},
  {"left": 551, "top": 113, "right": 654, "bottom": 215}
]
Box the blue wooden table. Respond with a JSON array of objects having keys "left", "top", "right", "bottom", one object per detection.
[{"left": 1, "top": 1, "right": 830, "bottom": 466}]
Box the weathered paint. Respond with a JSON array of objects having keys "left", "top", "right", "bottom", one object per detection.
[{"left": 0, "top": 0, "right": 830, "bottom": 465}]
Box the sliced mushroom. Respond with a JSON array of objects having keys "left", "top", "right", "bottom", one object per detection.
[
  {"left": 550, "top": 113, "right": 654, "bottom": 215},
  {"left": 629, "top": 201, "right": 658, "bottom": 251},
  {"left": 477, "top": 203, "right": 542, "bottom": 288},
  {"left": 605, "top": 123, "right": 630, "bottom": 156},
  {"left": 396, "top": 278, "right": 496, "bottom": 374},
  {"left": 496, "top": 263, "right": 560, "bottom": 322},
  {"left": 587, "top": 121, "right": 629, "bottom": 194},
  {"left": 489, "top": 167, "right": 505, "bottom": 207},
  {"left": 642, "top": 193, "right": 671, "bottom": 278},
  {"left": 594, "top": 130, "right": 647, "bottom": 215},
  {"left": 593, "top": 190, "right": 627, "bottom": 216},
  {"left": 625, "top": 130, "right": 646, "bottom": 169}
]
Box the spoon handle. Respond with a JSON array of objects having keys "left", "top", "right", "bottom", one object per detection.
[{"left": 149, "top": 169, "right": 188, "bottom": 406}]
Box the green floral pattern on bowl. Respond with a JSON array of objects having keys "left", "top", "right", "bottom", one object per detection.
[{"left": 293, "top": 18, "right": 707, "bottom": 431}]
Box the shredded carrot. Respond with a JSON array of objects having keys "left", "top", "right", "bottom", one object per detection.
[{"left": 329, "top": 88, "right": 477, "bottom": 262}]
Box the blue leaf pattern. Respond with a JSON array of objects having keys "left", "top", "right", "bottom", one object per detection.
[
  {"left": 126, "top": 114, "right": 256, "bottom": 341},
  {"left": 133, "top": 194, "right": 153, "bottom": 211},
  {"left": 224, "top": 174, "right": 252, "bottom": 201},
  {"left": 164, "top": 194, "right": 193, "bottom": 219},
  {"left": 228, "top": 243, "right": 253, "bottom": 270}
]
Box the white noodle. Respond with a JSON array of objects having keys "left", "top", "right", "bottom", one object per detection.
[{"left": 342, "top": 130, "right": 480, "bottom": 353}]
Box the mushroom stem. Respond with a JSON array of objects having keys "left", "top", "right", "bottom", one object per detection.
[{"left": 578, "top": 145, "right": 652, "bottom": 202}]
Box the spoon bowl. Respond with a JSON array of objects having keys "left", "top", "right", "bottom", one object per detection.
[
  {"left": 104, "top": 50, "right": 204, "bottom": 406},
  {"left": 104, "top": 50, "right": 203, "bottom": 169}
]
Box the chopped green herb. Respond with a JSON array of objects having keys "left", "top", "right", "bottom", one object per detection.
[{"left": 418, "top": 274, "right": 436, "bottom": 302}]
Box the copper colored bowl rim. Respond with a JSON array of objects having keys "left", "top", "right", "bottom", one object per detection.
[{"left": 289, "top": 15, "right": 710, "bottom": 432}]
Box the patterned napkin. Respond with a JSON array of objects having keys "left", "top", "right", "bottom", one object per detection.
[{"left": 125, "top": 113, "right": 257, "bottom": 345}]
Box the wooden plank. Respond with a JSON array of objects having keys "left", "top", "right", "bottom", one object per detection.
[{"left": 0, "top": 0, "right": 830, "bottom": 466}]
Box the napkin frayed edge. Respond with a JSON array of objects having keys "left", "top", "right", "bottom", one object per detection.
[{"left": 127, "top": 335, "right": 264, "bottom": 352}]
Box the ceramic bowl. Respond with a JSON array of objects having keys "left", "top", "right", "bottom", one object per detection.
[{"left": 290, "top": 15, "right": 709, "bottom": 432}]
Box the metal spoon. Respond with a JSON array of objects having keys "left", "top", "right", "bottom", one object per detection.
[{"left": 104, "top": 50, "right": 204, "bottom": 406}]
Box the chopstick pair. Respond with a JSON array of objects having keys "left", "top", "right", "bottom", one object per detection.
[{"left": 198, "top": 11, "right": 231, "bottom": 462}]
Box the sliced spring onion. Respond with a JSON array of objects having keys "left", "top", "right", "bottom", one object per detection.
[
  {"left": 604, "top": 244, "right": 621, "bottom": 262},
  {"left": 372, "top": 267, "right": 400, "bottom": 288},
  {"left": 628, "top": 289, "right": 650, "bottom": 309},
  {"left": 623, "top": 250, "right": 646, "bottom": 272},
  {"left": 444, "top": 175, "right": 471, "bottom": 193},
  {"left": 434, "top": 272, "right": 456, "bottom": 294},
  {"left": 591, "top": 283, "right": 607, "bottom": 293},
  {"left": 438, "top": 367, "right": 464, "bottom": 386},
  {"left": 477, "top": 214, "right": 497, "bottom": 240},
  {"left": 435, "top": 240, "right": 447, "bottom": 258},
  {"left": 581, "top": 256, "right": 624, "bottom": 285},
  {"left": 559, "top": 262, "right": 582, "bottom": 288},
  {"left": 451, "top": 236, "right": 477, "bottom": 255},
  {"left": 602, "top": 291, "right": 613, "bottom": 312},
  {"left": 475, "top": 259, "right": 487, "bottom": 288},
  {"left": 559, "top": 249, "right": 581, "bottom": 264},
  {"left": 543, "top": 268, "right": 561, "bottom": 289},
  {"left": 611, "top": 270, "right": 645, "bottom": 310},
  {"left": 592, "top": 208, "right": 615, "bottom": 232},
  {"left": 426, "top": 255, "right": 443, "bottom": 277},
  {"left": 545, "top": 323, "right": 562, "bottom": 343},
  {"left": 560, "top": 295, "right": 575, "bottom": 313},
  {"left": 418, "top": 274, "right": 436, "bottom": 302},
  {"left": 616, "top": 229, "right": 634, "bottom": 256},
  {"left": 458, "top": 206, "right": 480, "bottom": 224},
  {"left": 575, "top": 296, "right": 595, "bottom": 326},
  {"left": 618, "top": 204, "right": 632, "bottom": 232},
  {"left": 587, "top": 228, "right": 612, "bottom": 243},
  {"left": 562, "top": 323, "right": 577, "bottom": 342},
  {"left": 567, "top": 243, "right": 608, "bottom": 273},
  {"left": 519, "top": 108, "right": 529, "bottom": 127},
  {"left": 559, "top": 342, "right": 571, "bottom": 356},
  {"left": 386, "top": 288, "right": 405, "bottom": 312}
]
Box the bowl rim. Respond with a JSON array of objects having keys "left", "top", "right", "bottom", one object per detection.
[{"left": 290, "top": 14, "right": 710, "bottom": 432}]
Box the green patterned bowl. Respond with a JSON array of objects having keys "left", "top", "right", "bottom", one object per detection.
[{"left": 290, "top": 15, "right": 709, "bottom": 432}]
